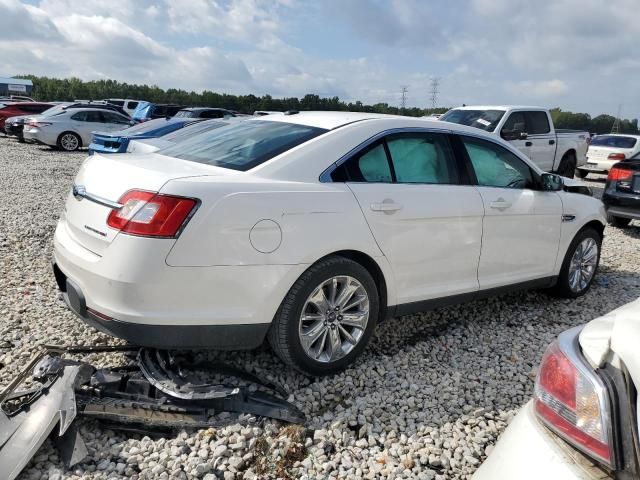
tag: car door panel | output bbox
[476,187,562,288]
[334,132,484,305]
[459,135,563,289]
[349,183,483,303]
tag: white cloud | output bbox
[506,80,569,98]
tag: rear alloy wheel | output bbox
[57,132,81,151]
[575,169,589,179]
[607,213,632,228]
[551,228,601,298]
[557,152,576,179]
[268,256,379,376]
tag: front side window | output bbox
[158,120,327,171]
[525,111,551,134]
[461,136,534,189]
[386,133,457,184]
[501,112,527,139]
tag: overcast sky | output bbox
[1,0,638,117]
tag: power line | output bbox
[611,104,622,134]
[400,85,408,110]
[429,77,440,110]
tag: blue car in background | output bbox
[131,102,185,122]
[88,117,201,155]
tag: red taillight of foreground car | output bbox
[608,166,633,182]
[607,153,626,161]
[534,340,613,466]
[107,190,198,238]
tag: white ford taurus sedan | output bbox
[53,112,606,375]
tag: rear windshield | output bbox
[440,109,505,132]
[118,118,174,134]
[161,119,228,143]
[174,110,195,118]
[157,120,327,171]
[590,135,638,149]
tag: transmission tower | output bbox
[400,85,408,110]
[429,77,440,110]
[611,104,622,134]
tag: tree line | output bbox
[17,75,637,134]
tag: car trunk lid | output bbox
[62,152,236,255]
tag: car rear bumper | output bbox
[472,401,611,480]
[55,267,270,349]
[53,219,308,349]
[603,191,640,219]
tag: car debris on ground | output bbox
[0,344,304,480]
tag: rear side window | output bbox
[157,120,327,171]
[332,142,392,182]
[386,133,457,184]
[200,110,226,119]
[590,135,638,148]
[70,111,87,121]
[525,111,551,134]
[126,101,138,109]
[462,136,534,189]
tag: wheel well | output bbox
[580,220,605,239]
[322,250,388,320]
[58,131,82,147]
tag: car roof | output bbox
[250,111,403,130]
[180,107,230,112]
[450,105,547,111]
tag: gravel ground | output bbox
[1,134,639,480]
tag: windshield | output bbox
[158,120,328,171]
[590,135,638,149]
[440,109,506,132]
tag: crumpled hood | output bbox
[580,298,640,388]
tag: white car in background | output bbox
[23,107,131,151]
[440,106,590,178]
[53,112,606,375]
[473,298,640,480]
[577,134,640,178]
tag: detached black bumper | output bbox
[53,263,270,350]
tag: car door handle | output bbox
[370,201,403,212]
[549,139,555,145]
[525,141,532,147]
[489,198,512,210]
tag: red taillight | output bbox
[608,166,633,182]
[534,339,613,466]
[608,153,626,161]
[107,190,198,238]
[28,121,51,127]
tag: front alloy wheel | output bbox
[567,238,598,293]
[551,228,601,298]
[299,276,369,363]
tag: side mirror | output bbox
[541,173,563,191]
[501,129,527,141]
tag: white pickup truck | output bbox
[440,106,590,178]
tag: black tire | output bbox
[550,227,602,298]
[557,152,577,179]
[607,213,631,228]
[57,131,81,151]
[575,169,589,179]
[268,256,379,376]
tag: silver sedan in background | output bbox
[23,108,131,151]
